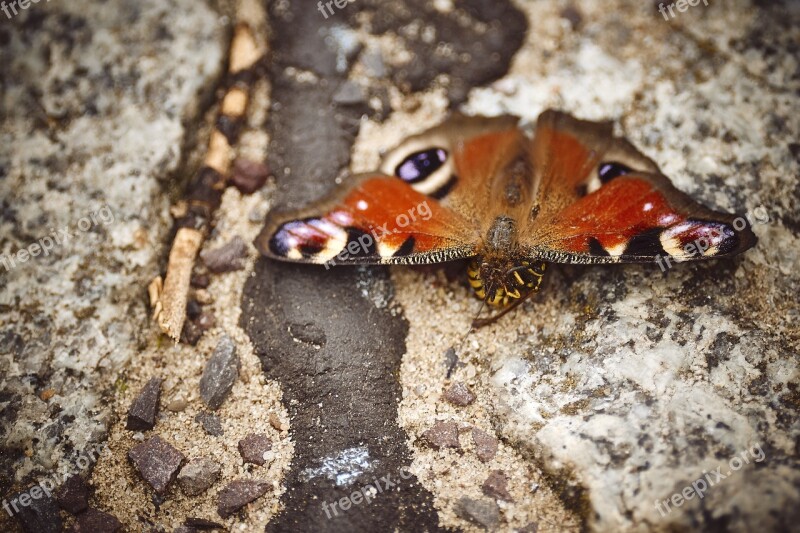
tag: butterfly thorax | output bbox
[468,216,547,307]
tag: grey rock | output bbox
[217,479,270,519]
[200,236,249,273]
[178,457,222,497]
[195,411,224,436]
[518,522,538,533]
[421,421,460,450]
[454,496,500,530]
[55,474,90,514]
[443,382,476,406]
[126,377,162,431]
[128,436,185,495]
[174,527,196,533]
[362,49,387,78]
[199,335,240,410]
[71,507,122,533]
[333,81,366,106]
[471,428,498,463]
[238,433,273,465]
[12,491,62,533]
[482,470,513,501]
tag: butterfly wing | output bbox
[255,173,480,265]
[521,110,757,264]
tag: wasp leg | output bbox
[472,287,538,329]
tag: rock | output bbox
[166,397,189,412]
[332,81,366,105]
[128,436,185,495]
[174,527,195,533]
[453,496,500,530]
[230,159,270,195]
[196,312,216,331]
[200,236,249,273]
[216,479,270,519]
[199,335,240,410]
[12,491,62,533]
[238,433,273,465]
[443,382,475,406]
[444,347,458,378]
[71,507,122,533]
[56,474,90,514]
[518,522,538,533]
[184,517,225,530]
[190,273,210,288]
[269,411,288,432]
[126,377,162,431]
[420,421,460,450]
[195,411,224,436]
[177,457,222,497]
[482,470,513,501]
[181,321,204,346]
[186,299,202,320]
[471,428,498,463]
[362,49,386,78]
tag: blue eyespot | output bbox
[395,148,448,184]
[598,161,632,183]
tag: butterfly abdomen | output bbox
[468,258,546,307]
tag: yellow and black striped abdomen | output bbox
[468,259,546,307]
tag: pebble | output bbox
[71,507,122,533]
[482,470,513,501]
[12,491,62,533]
[444,347,459,378]
[186,299,202,320]
[195,411,224,436]
[200,236,249,273]
[443,382,476,406]
[55,474,89,514]
[166,397,189,412]
[471,428,498,463]
[199,335,240,410]
[269,411,288,432]
[519,522,539,533]
[181,321,203,346]
[453,496,500,530]
[230,158,270,194]
[190,273,210,288]
[184,516,225,530]
[333,81,366,105]
[196,312,216,331]
[421,421,460,450]
[126,377,162,431]
[217,479,270,519]
[238,434,273,465]
[128,436,185,495]
[178,457,222,497]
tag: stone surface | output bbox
[443,382,476,407]
[230,159,270,195]
[471,428,499,463]
[0,0,225,516]
[199,335,240,410]
[71,507,122,533]
[420,421,460,450]
[128,436,185,495]
[453,496,500,530]
[238,434,272,466]
[217,479,270,519]
[126,377,162,431]
[11,492,62,533]
[177,457,222,497]
[200,237,249,273]
[184,517,224,530]
[195,412,224,437]
[482,470,513,502]
[55,475,90,514]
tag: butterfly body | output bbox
[256,110,756,319]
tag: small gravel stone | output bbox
[443,382,476,406]
[178,457,222,497]
[126,377,162,431]
[217,479,270,518]
[71,507,122,533]
[454,496,500,530]
[190,273,210,288]
[128,435,185,495]
[444,347,458,378]
[230,158,270,194]
[269,411,288,431]
[186,299,202,320]
[199,335,240,410]
[200,236,249,273]
[181,321,203,346]
[195,411,224,436]
[12,491,61,533]
[184,517,225,530]
[421,421,460,450]
[166,397,189,412]
[196,312,216,331]
[472,428,498,463]
[518,522,539,533]
[482,470,513,501]
[56,474,90,514]
[238,434,272,465]
[174,527,195,533]
[333,81,366,105]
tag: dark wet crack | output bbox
[242,0,526,530]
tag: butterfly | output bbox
[254,110,757,325]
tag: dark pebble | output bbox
[181,321,203,346]
[56,474,90,514]
[195,411,224,436]
[196,312,216,331]
[238,434,272,465]
[453,496,500,530]
[482,470,513,501]
[128,435,185,495]
[186,299,202,320]
[199,335,240,410]
[421,421,460,450]
[190,273,210,288]
[519,522,539,533]
[12,490,62,533]
[200,236,249,273]
[472,428,498,463]
[230,158,270,195]
[71,507,122,533]
[443,382,476,406]
[217,479,270,519]
[184,517,224,530]
[126,377,162,431]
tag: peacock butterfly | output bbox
[255,110,757,325]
